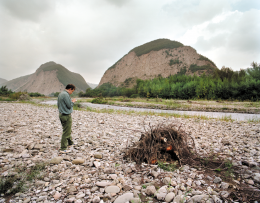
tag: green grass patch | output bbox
[0,97,16,101]
[0,162,47,195]
[158,161,177,172]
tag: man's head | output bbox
[65,84,76,95]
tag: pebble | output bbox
[105,186,120,193]
[0,103,259,203]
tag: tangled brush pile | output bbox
[124,124,197,166]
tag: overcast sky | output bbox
[0,0,259,84]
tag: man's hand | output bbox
[72,98,77,103]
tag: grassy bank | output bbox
[77,97,260,114]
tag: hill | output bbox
[1,62,90,95]
[98,39,217,87]
[0,78,8,85]
[87,82,98,89]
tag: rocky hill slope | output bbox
[98,39,217,87]
[1,62,90,95]
[0,78,8,85]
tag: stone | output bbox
[123,185,133,191]
[105,186,120,193]
[96,181,112,187]
[213,177,222,183]
[145,186,156,196]
[190,195,209,203]
[53,192,61,200]
[163,177,171,185]
[212,195,222,203]
[165,192,175,202]
[151,170,159,178]
[221,182,229,189]
[171,180,177,186]
[156,192,167,200]
[94,161,101,168]
[173,195,182,203]
[130,198,141,203]
[104,168,115,174]
[253,173,260,183]
[76,192,85,199]
[35,180,46,186]
[3,148,14,152]
[50,157,63,164]
[110,174,117,179]
[72,159,85,165]
[92,196,100,203]
[124,167,132,174]
[114,193,134,203]
[67,186,77,194]
[23,198,31,203]
[94,153,103,159]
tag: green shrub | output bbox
[189,64,215,73]
[130,94,140,98]
[9,92,24,100]
[29,92,44,97]
[91,98,108,104]
[169,59,181,66]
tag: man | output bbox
[57,84,77,152]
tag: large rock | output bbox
[50,157,63,164]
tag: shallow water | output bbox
[42,100,260,121]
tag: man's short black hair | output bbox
[65,84,76,90]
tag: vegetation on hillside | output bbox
[198,54,216,67]
[80,62,260,101]
[129,39,184,57]
[189,64,215,73]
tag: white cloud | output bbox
[0,0,259,83]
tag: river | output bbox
[42,100,260,121]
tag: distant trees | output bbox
[246,62,260,81]
[0,86,13,96]
[79,62,260,101]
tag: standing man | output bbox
[57,84,77,152]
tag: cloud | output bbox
[1,0,53,22]
[105,0,131,7]
[0,0,259,83]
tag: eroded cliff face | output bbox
[99,46,217,87]
[17,70,65,95]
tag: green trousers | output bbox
[59,113,73,150]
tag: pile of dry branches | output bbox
[124,123,197,166]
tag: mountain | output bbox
[1,61,90,95]
[87,82,98,89]
[0,78,8,85]
[98,39,217,87]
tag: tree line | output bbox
[80,62,260,101]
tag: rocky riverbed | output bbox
[0,103,260,203]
